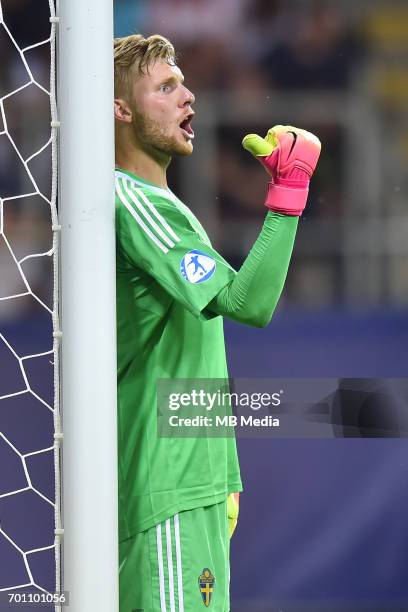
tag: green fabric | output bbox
[119,499,230,612]
[209,212,298,326]
[115,168,242,541]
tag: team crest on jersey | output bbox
[180,250,216,284]
[198,567,215,607]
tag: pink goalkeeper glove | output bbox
[242,125,321,216]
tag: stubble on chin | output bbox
[130,106,192,158]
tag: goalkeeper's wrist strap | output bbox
[265,177,309,216]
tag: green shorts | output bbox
[119,498,230,612]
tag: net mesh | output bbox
[0,0,61,607]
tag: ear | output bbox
[114,98,132,123]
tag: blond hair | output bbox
[114,34,176,99]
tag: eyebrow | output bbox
[159,74,184,86]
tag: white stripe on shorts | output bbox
[156,523,167,612]
[156,515,184,612]
[174,514,184,612]
[165,519,176,612]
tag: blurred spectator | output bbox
[0,0,53,322]
[2,0,50,49]
[215,127,266,219]
[0,200,51,321]
[260,3,362,91]
[146,0,252,91]
[174,38,233,92]
[148,0,247,46]
[239,0,293,63]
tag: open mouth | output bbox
[179,114,195,139]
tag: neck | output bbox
[115,137,170,189]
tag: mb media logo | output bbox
[181,250,216,284]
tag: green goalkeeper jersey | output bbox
[115,168,242,540]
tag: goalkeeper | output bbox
[114,34,320,612]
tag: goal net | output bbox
[0,0,61,605]
[1,0,117,609]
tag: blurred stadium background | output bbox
[3,0,408,367]
[1,0,408,609]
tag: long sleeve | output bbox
[208,212,298,327]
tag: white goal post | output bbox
[58,0,118,610]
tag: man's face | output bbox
[126,60,195,159]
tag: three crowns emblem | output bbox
[198,567,215,607]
